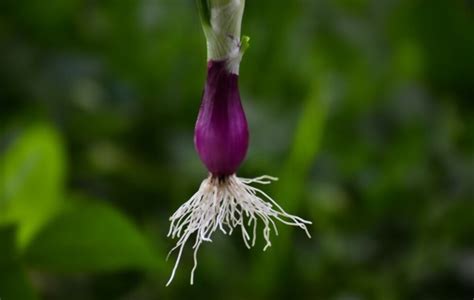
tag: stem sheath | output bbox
[198,0,248,74]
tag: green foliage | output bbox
[0,125,65,248]
[0,226,38,300]
[0,125,160,299]
[25,197,160,272]
[280,76,332,209]
[249,77,332,295]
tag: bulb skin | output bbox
[194,60,249,176]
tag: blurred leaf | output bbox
[24,197,161,273]
[0,226,38,300]
[250,76,333,295]
[0,124,65,248]
[278,76,332,210]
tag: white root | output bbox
[165,174,311,286]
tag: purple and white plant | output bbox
[166,0,311,285]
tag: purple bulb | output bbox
[194,60,249,176]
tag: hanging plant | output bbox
[166,0,311,285]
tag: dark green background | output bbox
[1,0,473,299]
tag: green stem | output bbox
[197,0,249,73]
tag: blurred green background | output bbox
[1,0,473,299]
